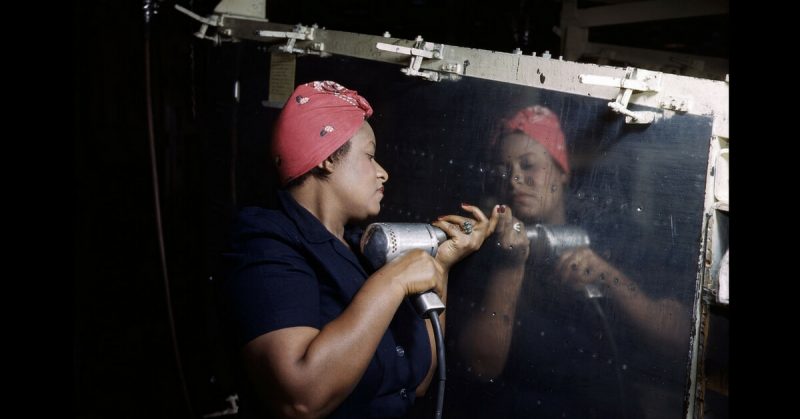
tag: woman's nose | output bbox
[509,167,523,185]
[376,161,389,183]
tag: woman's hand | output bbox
[431,203,500,271]
[491,205,531,263]
[376,249,446,297]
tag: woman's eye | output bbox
[492,165,510,178]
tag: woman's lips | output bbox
[513,192,536,200]
[512,193,538,206]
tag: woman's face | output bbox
[493,132,568,223]
[329,121,389,220]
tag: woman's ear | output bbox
[317,158,336,175]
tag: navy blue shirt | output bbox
[221,190,432,418]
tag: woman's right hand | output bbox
[376,248,445,297]
[493,205,531,263]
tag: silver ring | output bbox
[513,222,522,233]
[462,220,474,235]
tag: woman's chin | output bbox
[366,206,381,218]
[512,206,538,222]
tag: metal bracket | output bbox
[256,24,330,56]
[174,4,227,44]
[256,24,315,41]
[579,67,662,124]
[376,36,458,81]
[175,3,330,56]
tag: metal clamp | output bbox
[579,67,662,124]
[377,36,458,81]
[175,3,328,55]
[256,24,314,41]
[255,24,329,56]
[174,4,227,44]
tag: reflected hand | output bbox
[492,205,530,263]
[555,247,618,293]
[431,203,500,271]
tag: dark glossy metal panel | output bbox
[257,54,711,418]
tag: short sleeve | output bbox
[222,236,321,347]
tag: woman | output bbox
[221,81,499,419]
[454,105,689,418]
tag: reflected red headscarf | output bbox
[271,81,373,185]
[493,105,569,174]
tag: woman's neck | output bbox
[524,203,566,225]
[544,193,568,224]
[546,206,567,225]
[289,183,348,243]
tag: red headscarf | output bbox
[271,81,374,185]
[493,105,569,174]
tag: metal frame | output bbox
[174,4,728,137]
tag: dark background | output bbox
[74,1,728,418]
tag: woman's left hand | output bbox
[431,203,501,271]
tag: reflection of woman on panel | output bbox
[221,81,499,419]
[457,105,688,417]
